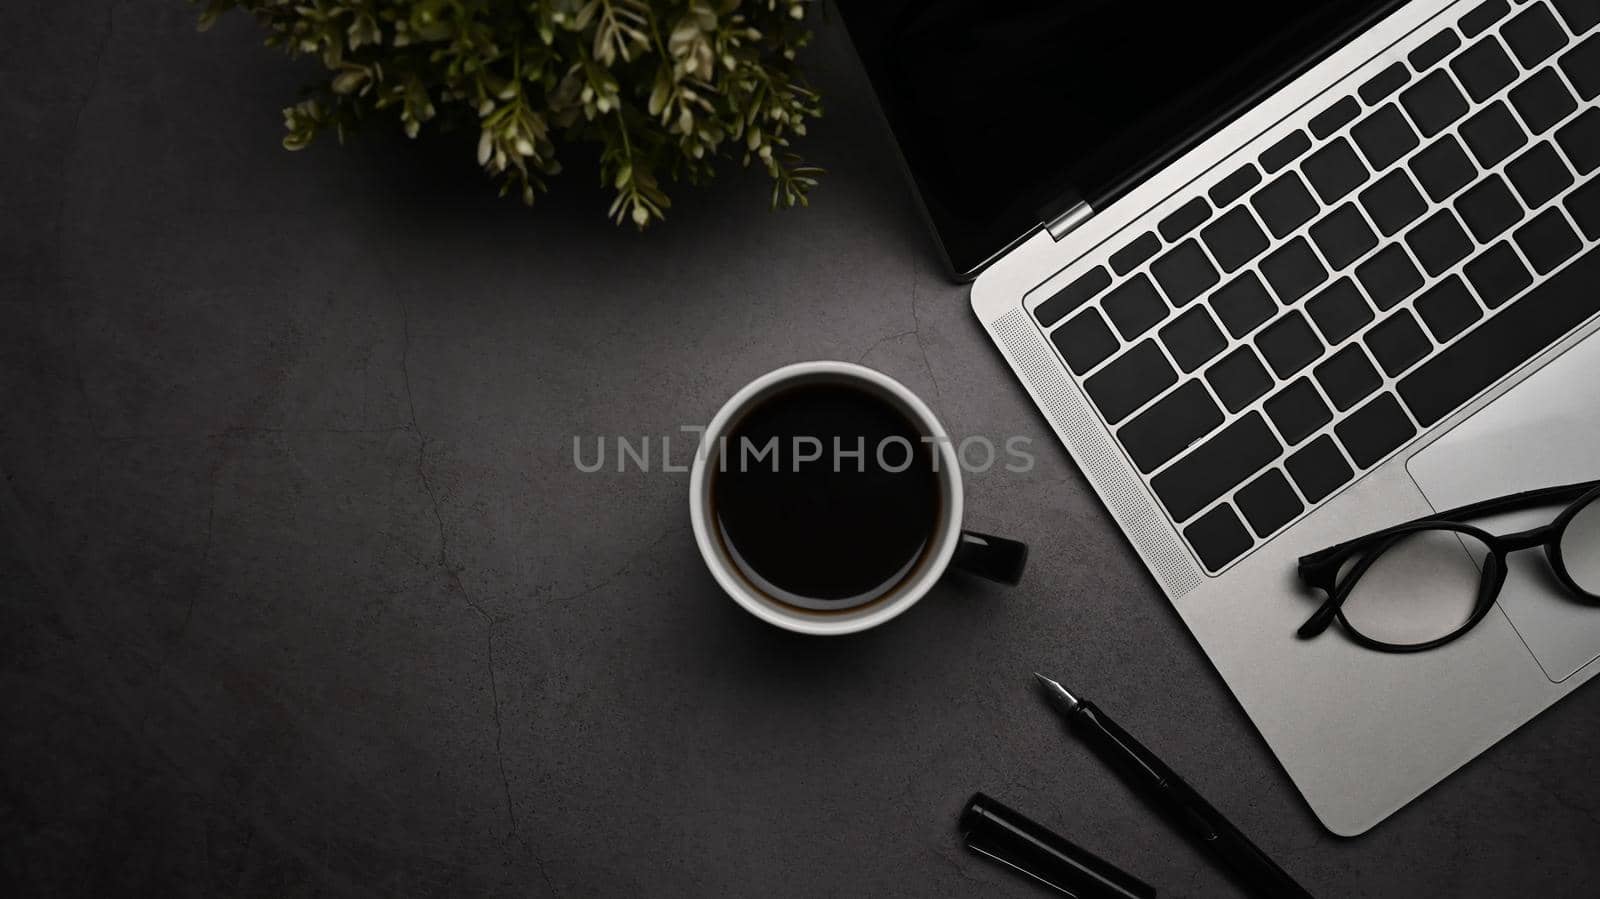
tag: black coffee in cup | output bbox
[709,382,941,609]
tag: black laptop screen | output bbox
[837,0,1403,277]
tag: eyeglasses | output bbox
[1296,480,1600,653]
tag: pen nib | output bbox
[1033,672,1080,710]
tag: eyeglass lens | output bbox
[1562,494,1600,597]
[1340,528,1489,646]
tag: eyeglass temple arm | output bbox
[1297,533,1400,638]
[1422,479,1600,525]
[1297,480,1600,582]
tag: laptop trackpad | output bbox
[1407,333,1600,684]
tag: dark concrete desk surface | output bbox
[4,2,1598,895]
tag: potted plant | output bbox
[196,0,824,227]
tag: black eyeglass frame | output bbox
[1296,480,1600,653]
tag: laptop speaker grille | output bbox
[990,307,1203,598]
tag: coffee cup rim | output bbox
[689,361,964,635]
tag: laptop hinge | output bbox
[1045,199,1094,240]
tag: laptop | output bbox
[838,0,1600,835]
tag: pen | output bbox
[1034,673,1314,899]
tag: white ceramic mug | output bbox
[689,361,1027,635]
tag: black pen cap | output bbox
[960,793,1156,899]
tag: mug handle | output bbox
[951,531,1029,586]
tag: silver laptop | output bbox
[840,0,1600,834]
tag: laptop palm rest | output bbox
[1407,334,1600,683]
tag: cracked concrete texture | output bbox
[3,1,1599,896]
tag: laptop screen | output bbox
[837,0,1404,277]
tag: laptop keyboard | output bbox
[1030,0,1600,573]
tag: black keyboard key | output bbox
[1507,142,1575,208]
[1152,413,1283,522]
[1351,104,1421,172]
[1119,380,1226,474]
[1406,210,1475,276]
[1465,240,1534,307]
[1256,310,1325,378]
[1366,310,1433,376]
[1511,68,1579,135]
[1461,0,1511,37]
[1410,29,1462,71]
[1211,272,1278,338]
[1565,177,1600,237]
[1360,63,1411,105]
[1311,97,1361,139]
[1552,0,1600,33]
[1151,239,1220,307]
[1310,203,1379,270]
[1211,165,1263,207]
[1556,108,1600,173]
[1415,274,1485,341]
[1252,172,1320,239]
[1504,3,1570,68]
[1287,435,1355,504]
[1400,238,1600,426]
[1160,198,1213,242]
[1303,138,1371,204]
[1236,469,1305,538]
[1360,170,1429,236]
[1111,232,1161,276]
[1410,136,1478,202]
[1337,393,1417,468]
[1455,174,1525,242]
[1160,306,1228,374]
[1514,207,1583,273]
[1402,71,1470,138]
[1085,339,1179,423]
[1560,33,1600,100]
[1307,278,1375,343]
[1201,207,1271,274]
[1206,346,1274,413]
[1356,244,1426,309]
[1037,266,1111,327]
[1184,504,1255,572]
[1451,37,1519,103]
[1103,274,1170,339]
[1265,378,1334,444]
[1261,130,1312,173]
[1316,345,1384,412]
[1261,238,1329,304]
[1052,308,1120,374]
[1461,101,1529,167]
